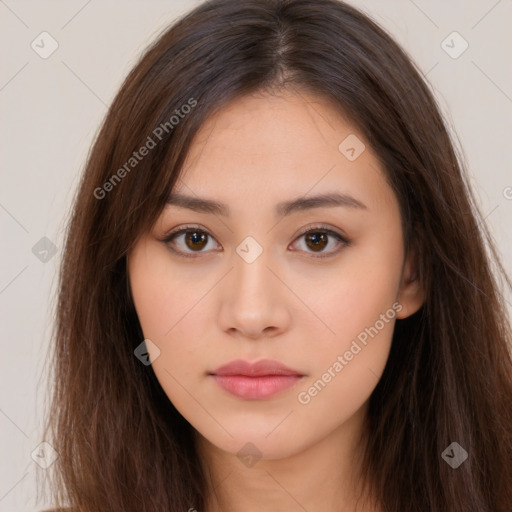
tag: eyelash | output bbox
[160,224,350,260]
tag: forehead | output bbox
[174,90,394,214]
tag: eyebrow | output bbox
[166,191,367,217]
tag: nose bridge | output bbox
[217,238,289,338]
[232,241,276,308]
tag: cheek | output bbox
[127,241,217,389]
[129,267,172,341]
[315,238,403,356]
[128,240,203,340]
[298,283,397,408]
[291,275,399,450]
[293,227,403,412]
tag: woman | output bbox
[42,0,512,510]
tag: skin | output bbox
[127,88,424,511]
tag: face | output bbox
[127,89,423,461]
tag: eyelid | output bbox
[159,224,220,259]
[292,223,348,243]
[160,224,210,243]
[160,223,350,259]
[289,224,350,258]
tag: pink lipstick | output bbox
[209,358,304,400]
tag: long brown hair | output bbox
[41,0,512,510]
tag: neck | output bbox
[194,402,379,512]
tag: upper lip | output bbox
[210,358,304,377]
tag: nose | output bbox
[217,249,291,340]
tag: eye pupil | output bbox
[185,231,208,250]
[306,232,328,252]
[167,227,343,258]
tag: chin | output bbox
[197,422,310,462]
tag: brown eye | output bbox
[162,227,220,257]
[162,225,349,260]
[184,231,208,251]
[304,232,329,252]
[291,227,349,258]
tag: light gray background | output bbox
[1,1,511,510]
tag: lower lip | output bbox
[210,374,303,399]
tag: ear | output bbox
[396,243,425,319]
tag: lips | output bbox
[211,358,303,377]
[209,358,305,399]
